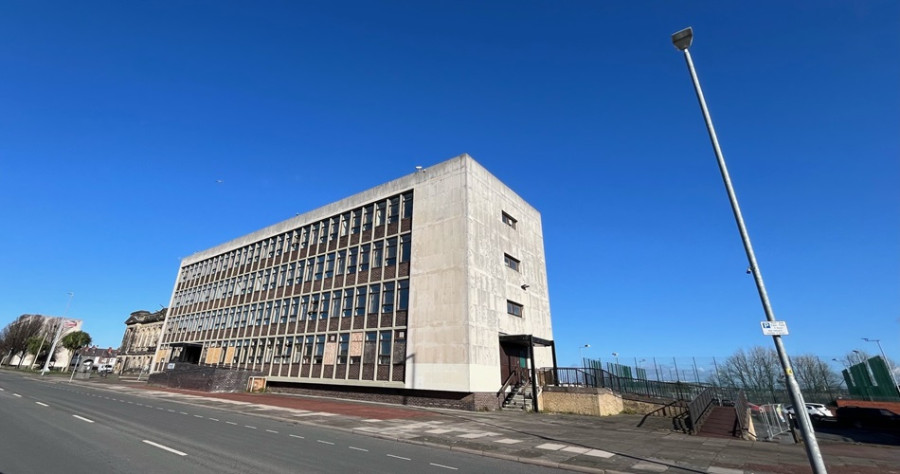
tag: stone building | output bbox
[118,309,166,374]
[153,154,556,410]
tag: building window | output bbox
[397,279,409,311]
[338,333,349,364]
[504,254,520,272]
[385,237,397,266]
[378,331,392,365]
[399,235,411,263]
[507,300,524,317]
[381,282,394,313]
[502,211,517,229]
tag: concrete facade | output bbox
[153,154,554,407]
[118,309,166,374]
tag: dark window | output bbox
[502,211,517,229]
[507,300,524,317]
[504,254,520,272]
[397,280,409,311]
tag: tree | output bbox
[60,331,92,366]
[717,346,781,392]
[790,354,841,394]
[0,315,45,367]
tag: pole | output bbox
[41,292,74,375]
[673,29,827,474]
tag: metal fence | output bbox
[541,367,709,401]
[750,403,793,441]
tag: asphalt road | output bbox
[0,372,561,473]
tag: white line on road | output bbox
[245,425,257,430]
[35,402,49,407]
[193,414,203,418]
[209,418,219,422]
[73,415,95,423]
[13,393,22,397]
[430,463,458,470]
[226,421,237,425]
[349,446,368,452]
[316,440,334,445]
[387,454,411,461]
[142,440,187,457]
[290,434,304,439]
[266,429,278,434]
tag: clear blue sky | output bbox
[1,2,897,371]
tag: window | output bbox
[336,250,346,276]
[372,241,383,268]
[375,201,386,226]
[325,252,335,278]
[502,211,517,229]
[507,300,524,317]
[314,255,325,280]
[399,235,411,263]
[355,287,367,316]
[347,248,358,273]
[378,331,392,365]
[342,289,353,317]
[362,204,374,231]
[397,279,409,311]
[367,284,380,314]
[309,293,320,319]
[351,209,361,234]
[387,196,400,224]
[381,282,394,313]
[504,254,520,272]
[402,192,413,219]
[300,296,309,320]
[385,237,397,266]
[314,335,325,364]
[338,334,349,364]
[359,244,370,272]
[331,291,342,317]
[289,297,299,323]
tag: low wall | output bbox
[148,363,259,393]
[539,386,623,416]
[267,382,499,411]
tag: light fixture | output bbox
[671,27,693,51]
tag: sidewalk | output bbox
[89,377,899,473]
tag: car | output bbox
[784,403,834,420]
[97,364,113,374]
[836,406,900,430]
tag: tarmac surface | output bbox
[77,375,900,473]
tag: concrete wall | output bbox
[540,386,624,416]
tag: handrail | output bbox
[687,386,718,434]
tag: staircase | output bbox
[501,382,534,411]
[697,406,738,438]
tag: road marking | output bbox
[13,393,22,397]
[143,440,187,457]
[226,421,237,425]
[266,429,278,434]
[209,418,219,422]
[430,463,458,470]
[290,434,304,439]
[349,446,368,452]
[193,415,204,418]
[167,409,176,412]
[387,454,411,461]
[316,440,334,445]
[73,415,95,423]
[245,425,257,430]
[36,402,49,407]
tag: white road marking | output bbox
[193,414,203,418]
[35,402,49,407]
[13,393,22,398]
[226,421,238,425]
[167,409,175,412]
[290,434,305,439]
[209,418,219,422]
[585,449,615,458]
[316,440,334,445]
[245,425,257,430]
[266,429,278,434]
[387,454,411,461]
[430,463,458,470]
[349,446,368,452]
[143,440,187,456]
[73,415,95,423]
[536,443,566,451]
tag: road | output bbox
[0,371,561,473]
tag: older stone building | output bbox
[153,154,556,409]
[118,309,166,374]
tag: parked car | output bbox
[97,364,113,374]
[784,403,834,420]
[836,407,900,430]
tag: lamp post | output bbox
[579,344,590,368]
[671,27,827,474]
[863,337,899,395]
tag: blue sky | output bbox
[1,2,897,371]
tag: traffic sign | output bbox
[760,320,789,336]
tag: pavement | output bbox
[75,375,900,473]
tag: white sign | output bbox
[760,320,789,336]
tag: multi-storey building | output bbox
[153,154,556,410]
[118,308,166,374]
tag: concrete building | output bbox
[153,154,556,410]
[118,309,166,374]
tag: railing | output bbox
[686,386,718,434]
[541,367,709,401]
[497,367,528,407]
[733,389,749,437]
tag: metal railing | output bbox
[541,367,710,401]
[686,386,718,434]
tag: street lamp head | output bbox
[671,27,693,51]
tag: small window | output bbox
[501,211,517,229]
[504,254,520,272]
[507,300,524,317]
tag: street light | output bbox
[671,26,827,474]
[863,337,899,395]
[579,344,590,368]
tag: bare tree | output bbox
[718,346,781,392]
[791,354,841,393]
[0,315,45,367]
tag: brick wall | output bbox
[148,363,260,392]
[267,382,498,411]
